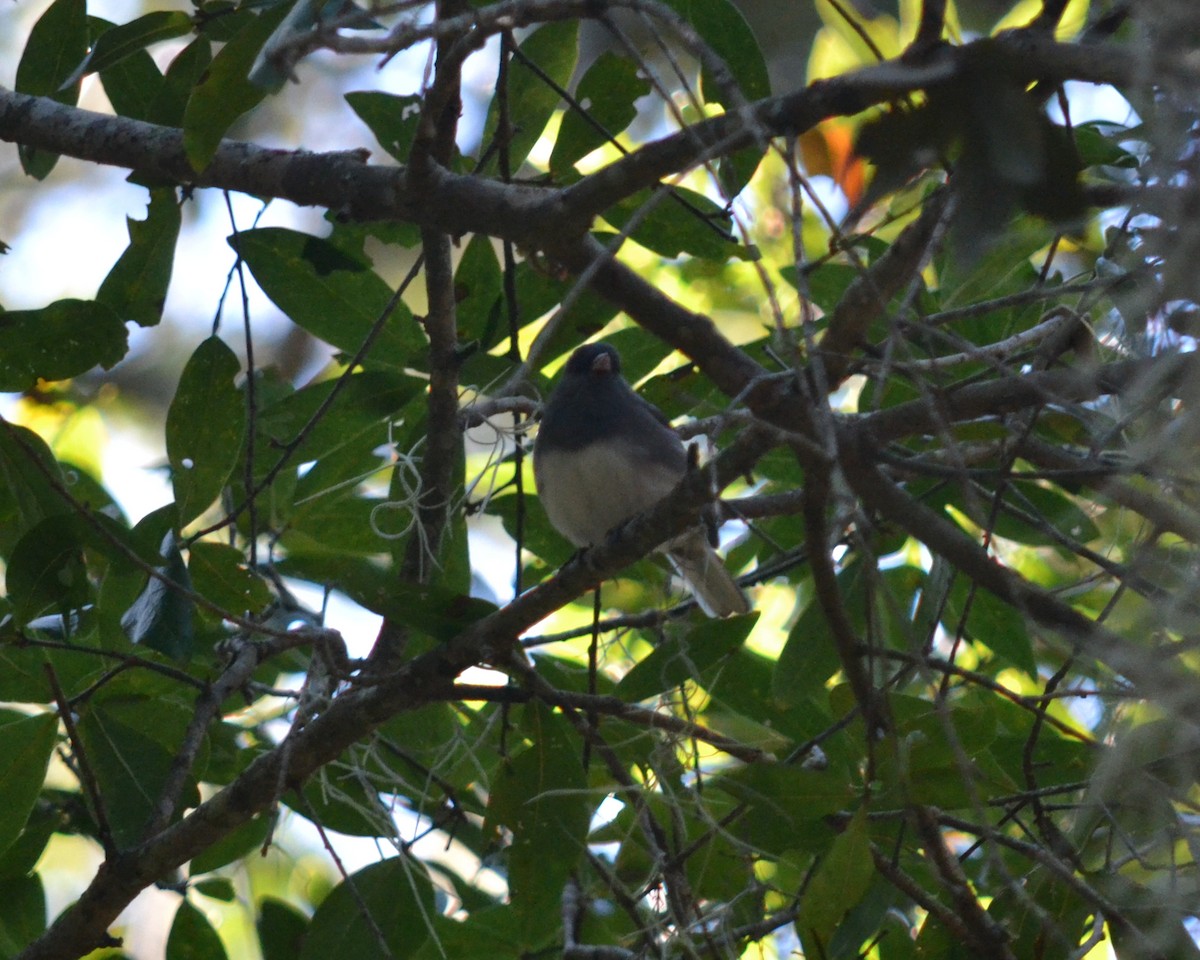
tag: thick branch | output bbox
[0,31,1137,250]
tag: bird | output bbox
[533,342,748,618]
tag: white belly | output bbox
[535,438,684,547]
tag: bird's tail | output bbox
[667,534,749,618]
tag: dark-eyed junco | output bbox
[533,342,748,618]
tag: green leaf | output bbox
[616,612,758,701]
[258,898,308,960]
[254,370,422,469]
[1074,121,1139,169]
[194,878,236,902]
[604,186,741,261]
[102,57,165,128]
[716,764,854,856]
[487,703,590,949]
[412,909,524,960]
[481,21,578,173]
[796,807,874,954]
[98,188,181,327]
[76,689,200,848]
[68,11,194,85]
[120,530,195,660]
[549,53,649,175]
[290,771,395,838]
[232,228,423,368]
[0,806,58,880]
[944,583,1036,677]
[665,0,770,104]
[188,541,272,617]
[189,815,271,875]
[183,4,289,171]
[6,516,91,625]
[14,0,88,178]
[0,300,128,392]
[0,874,46,955]
[0,713,57,860]
[153,36,213,128]
[0,420,70,560]
[167,900,228,960]
[299,857,434,960]
[452,233,503,349]
[345,90,423,162]
[773,571,853,707]
[166,336,247,527]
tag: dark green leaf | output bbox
[480,21,578,173]
[345,580,496,643]
[120,530,195,660]
[944,582,1036,677]
[183,4,289,171]
[488,703,590,948]
[715,765,853,855]
[665,0,770,104]
[232,227,423,368]
[0,300,128,392]
[0,874,46,955]
[616,612,758,701]
[453,233,503,349]
[411,910,524,960]
[95,29,166,123]
[153,36,213,128]
[299,857,434,960]
[258,898,308,960]
[97,188,180,327]
[0,713,57,859]
[166,336,246,526]
[254,370,422,469]
[6,516,91,625]
[69,11,193,85]
[167,899,228,960]
[14,0,88,178]
[188,541,272,617]
[1074,122,1139,169]
[189,815,272,875]
[604,186,741,261]
[0,806,58,880]
[345,90,422,162]
[773,574,849,706]
[194,878,236,902]
[0,420,70,559]
[290,771,394,837]
[76,704,180,847]
[549,53,649,175]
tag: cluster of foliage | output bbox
[2,0,1200,958]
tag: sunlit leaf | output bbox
[550,53,650,175]
[796,806,874,953]
[480,21,578,173]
